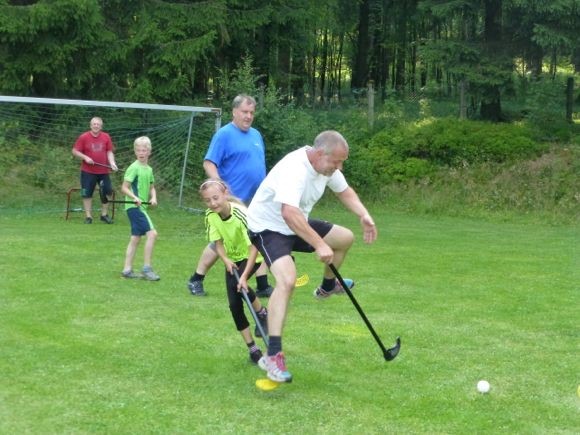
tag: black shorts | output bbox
[80,171,112,199]
[249,219,333,267]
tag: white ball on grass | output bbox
[477,380,491,393]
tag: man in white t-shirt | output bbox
[246,130,378,384]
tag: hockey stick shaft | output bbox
[329,263,400,361]
[233,269,269,348]
[106,200,151,205]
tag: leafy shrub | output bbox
[369,117,546,165]
[376,146,579,223]
[254,85,318,168]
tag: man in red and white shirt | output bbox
[72,117,118,224]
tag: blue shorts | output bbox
[248,219,333,267]
[127,207,155,236]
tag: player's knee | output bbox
[345,228,355,247]
[327,225,354,249]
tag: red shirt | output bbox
[73,131,115,174]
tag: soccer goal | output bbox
[0,95,221,209]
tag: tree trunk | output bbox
[394,1,408,92]
[352,0,370,90]
[319,28,329,103]
[566,77,574,123]
[573,47,580,73]
[528,42,544,80]
[459,79,467,119]
[480,87,502,121]
[291,46,307,104]
[480,0,503,121]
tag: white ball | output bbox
[477,380,490,393]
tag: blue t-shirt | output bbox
[204,122,266,203]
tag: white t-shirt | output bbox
[247,146,348,235]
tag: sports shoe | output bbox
[254,308,268,338]
[249,348,263,365]
[187,280,206,296]
[100,215,113,224]
[121,270,142,279]
[257,356,268,371]
[256,285,274,298]
[142,269,160,281]
[264,352,292,383]
[84,217,93,224]
[313,278,354,299]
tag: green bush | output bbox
[378,146,579,223]
[369,117,546,165]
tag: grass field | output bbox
[0,203,578,434]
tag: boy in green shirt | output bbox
[120,136,160,281]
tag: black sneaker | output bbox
[313,278,354,299]
[84,217,93,224]
[255,308,268,338]
[249,348,263,365]
[100,215,113,224]
[187,280,206,296]
[256,285,274,298]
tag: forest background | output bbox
[0,0,578,223]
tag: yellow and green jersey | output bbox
[205,202,263,263]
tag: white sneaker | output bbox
[264,352,292,383]
[142,269,160,281]
[257,356,268,371]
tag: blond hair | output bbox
[134,136,152,150]
[199,178,245,206]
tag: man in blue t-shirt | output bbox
[187,95,273,297]
[203,107,266,202]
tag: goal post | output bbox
[0,95,222,209]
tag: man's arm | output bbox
[203,160,219,179]
[72,147,93,165]
[335,187,378,244]
[107,150,118,171]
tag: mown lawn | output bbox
[0,205,578,434]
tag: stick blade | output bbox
[98,180,108,204]
[384,337,401,361]
[255,378,282,391]
[295,273,310,287]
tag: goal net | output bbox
[0,96,221,212]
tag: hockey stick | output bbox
[329,263,401,361]
[233,269,269,348]
[92,162,113,169]
[98,180,150,205]
[233,269,287,392]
